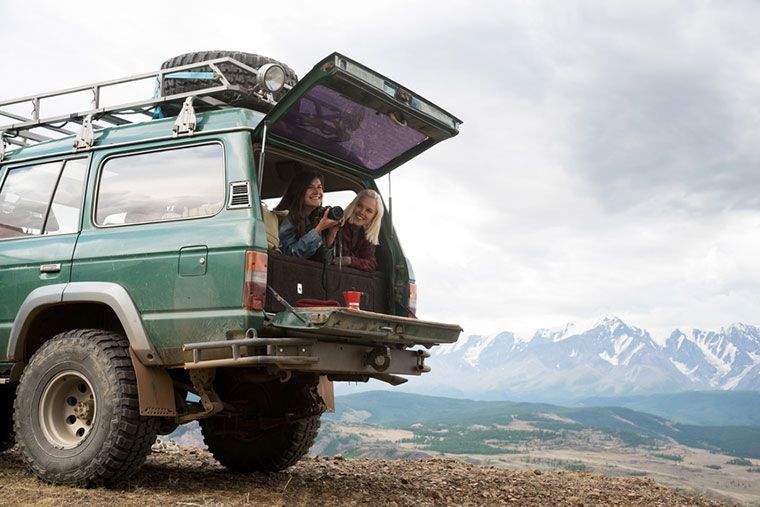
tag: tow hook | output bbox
[364,346,391,372]
[414,349,430,373]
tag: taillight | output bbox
[408,282,417,317]
[244,250,268,311]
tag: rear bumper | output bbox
[269,307,462,347]
[181,336,430,379]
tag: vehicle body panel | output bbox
[0,153,92,360]
[70,132,264,355]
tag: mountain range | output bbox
[413,316,760,402]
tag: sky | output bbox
[2,1,760,342]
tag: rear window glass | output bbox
[271,83,428,171]
[95,144,224,226]
[0,161,62,238]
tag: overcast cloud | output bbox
[2,1,760,340]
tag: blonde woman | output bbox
[335,189,384,271]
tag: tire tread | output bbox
[13,329,158,486]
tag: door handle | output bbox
[39,263,61,274]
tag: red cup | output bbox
[343,291,363,310]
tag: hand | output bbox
[324,224,339,247]
[333,256,352,266]
[314,208,340,233]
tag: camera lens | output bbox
[327,206,344,221]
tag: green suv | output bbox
[0,51,462,485]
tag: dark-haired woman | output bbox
[275,171,339,260]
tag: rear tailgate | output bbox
[268,307,461,347]
[257,52,462,178]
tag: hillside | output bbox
[329,391,760,458]
[0,444,723,506]
[578,391,760,427]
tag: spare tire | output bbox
[159,51,298,115]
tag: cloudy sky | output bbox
[3,1,760,341]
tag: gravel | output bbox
[0,443,729,506]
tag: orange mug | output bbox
[343,291,363,310]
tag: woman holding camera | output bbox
[334,189,384,272]
[275,171,340,260]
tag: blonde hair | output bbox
[343,189,384,245]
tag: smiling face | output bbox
[349,195,378,227]
[302,177,323,211]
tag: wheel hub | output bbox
[73,398,94,425]
[39,371,96,449]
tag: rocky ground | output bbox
[0,442,732,506]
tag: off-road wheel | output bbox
[159,50,298,115]
[0,384,16,452]
[200,377,323,473]
[14,329,159,486]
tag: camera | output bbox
[312,205,344,222]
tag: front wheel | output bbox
[14,329,158,486]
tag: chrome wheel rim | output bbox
[39,371,96,449]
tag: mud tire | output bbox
[200,378,322,473]
[160,50,298,115]
[14,329,158,486]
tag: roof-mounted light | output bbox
[257,63,286,93]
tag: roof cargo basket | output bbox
[0,57,289,159]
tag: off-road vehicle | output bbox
[0,51,462,486]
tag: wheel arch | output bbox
[9,282,162,371]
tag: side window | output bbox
[95,144,225,226]
[0,161,62,239]
[44,158,88,235]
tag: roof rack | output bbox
[0,57,284,160]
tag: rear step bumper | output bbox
[181,336,430,380]
[268,307,462,347]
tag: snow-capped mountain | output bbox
[421,316,760,402]
[665,324,760,390]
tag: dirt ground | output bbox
[0,444,730,506]
[330,423,760,505]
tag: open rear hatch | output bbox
[258,54,463,349]
[258,52,462,177]
[267,307,461,347]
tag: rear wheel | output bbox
[14,329,158,486]
[200,377,323,473]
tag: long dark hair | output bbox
[274,170,325,237]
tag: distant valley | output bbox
[317,390,760,503]
[168,389,760,503]
[324,391,760,459]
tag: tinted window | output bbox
[271,83,428,171]
[96,144,224,226]
[44,158,88,235]
[0,161,62,239]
